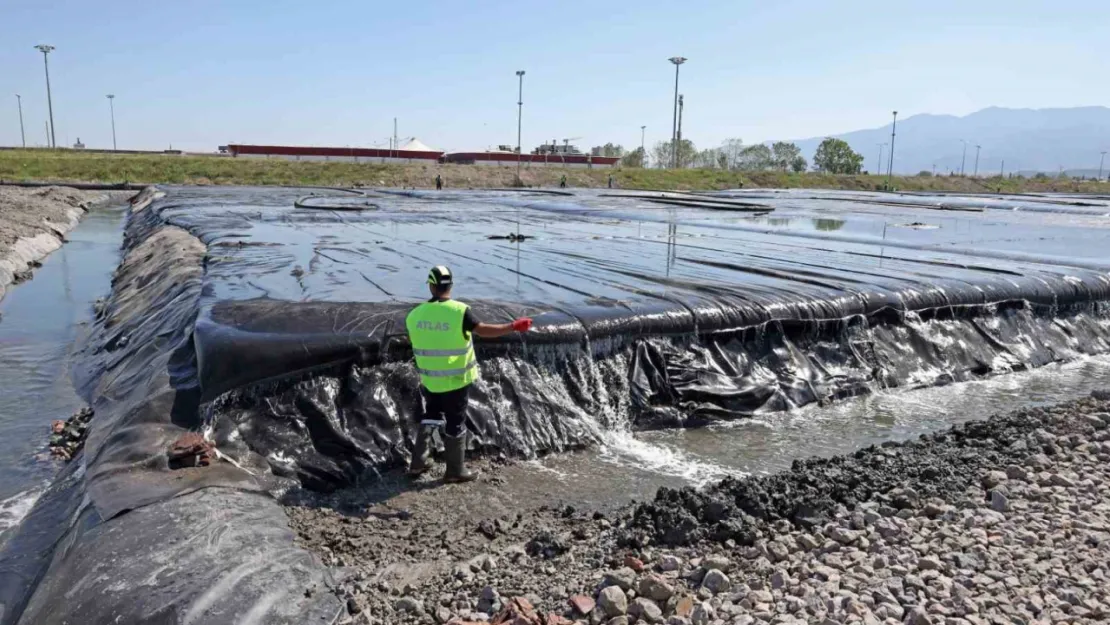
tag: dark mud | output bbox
[287,392,1110,625]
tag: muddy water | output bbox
[365,355,1110,520]
[0,207,123,534]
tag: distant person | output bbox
[405,266,533,482]
[559,174,567,189]
[608,174,614,189]
[435,174,443,190]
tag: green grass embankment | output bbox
[1,148,1106,194]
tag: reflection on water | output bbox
[0,208,123,533]
[813,218,846,231]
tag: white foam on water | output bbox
[596,429,745,487]
[0,486,45,535]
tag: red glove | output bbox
[512,317,533,332]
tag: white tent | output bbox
[400,138,439,153]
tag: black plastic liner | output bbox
[0,188,340,625]
[5,185,1110,624]
[210,301,1110,492]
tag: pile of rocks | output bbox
[318,392,1110,625]
[48,406,93,460]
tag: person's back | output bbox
[405,266,532,482]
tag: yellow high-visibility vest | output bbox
[405,300,478,393]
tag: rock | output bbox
[629,597,664,624]
[477,586,501,614]
[602,568,637,591]
[690,602,714,625]
[658,555,683,572]
[434,606,453,624]
[396,596,424,613]
[674,596,696,618]
[570,595,596,616]
[526,531,569,559]
[828,526,859,545]
[766,541,790,562]
[906,606,933,625]
[701,555,732,572]
[981,471,1008,489]
[1049,473,1076,487]
[797,534,820,551]
[918,556,943,571]
[1081,413,1107,429]
[599,586,629,617]
[701,569,731,594]
[748,590,773,604]
[770,570,788,589]
[639,574,676,602]
[989,490,1009,513]
[1027,453,1052,469]
[624,556,645,573]
[1003,465,1029,481]
[346,597,362,615]
[607,617,629,625]
[666,617,691,625]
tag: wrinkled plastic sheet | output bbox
[0,187,340,625]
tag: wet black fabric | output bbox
[6,185,1110,624]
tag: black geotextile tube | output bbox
[203,298,1110,493]
[0,187,342,625]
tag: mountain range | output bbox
[789,106,1110,176]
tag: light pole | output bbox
[15,94,26,148]
[34,44,56,148]
[960,140,968,176]
[106,94,117,150]
[515,70,525,183]
[973,144,981,177]
[677,95,684,167]
[668,56,686,169]
[886,111,897,186]
[639,124,648,167]
[1100,151,1107,182]
[876,142,886,175]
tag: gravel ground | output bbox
[287,391,1110,625]
[0,185,132,301]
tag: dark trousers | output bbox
[421,385,469,437]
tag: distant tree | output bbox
[771,141,802,171]
[719,138,745,170]
[652,139,697,168]
[917,170,933,177]
[736,144,773,171]
[790,155,808,173]
[621,147,645,168]
[812,138,864,174]
[592,143,625,158]
[693,148,723,169]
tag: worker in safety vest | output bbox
[405,265,533,482]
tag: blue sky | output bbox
[2,0,1108,152]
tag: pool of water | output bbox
[0,207,124,534]
[363,353,1110,521]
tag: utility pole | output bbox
[677,95,684,167]
[35,45,56,148]
[393,117,398,160]
[15,94,26,148]
[876,142,886,175]
[886,111,897,186]
[1100,151,1107,182]
[1001,160,1005,178]
[973,144,981,177]
[515,70,525,182]
[106,94,117,150]
[668,56,686,169]
[640,125,646,167]
[960,140,967,176]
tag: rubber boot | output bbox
[443,431,477,484]
[407,425,433,477]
